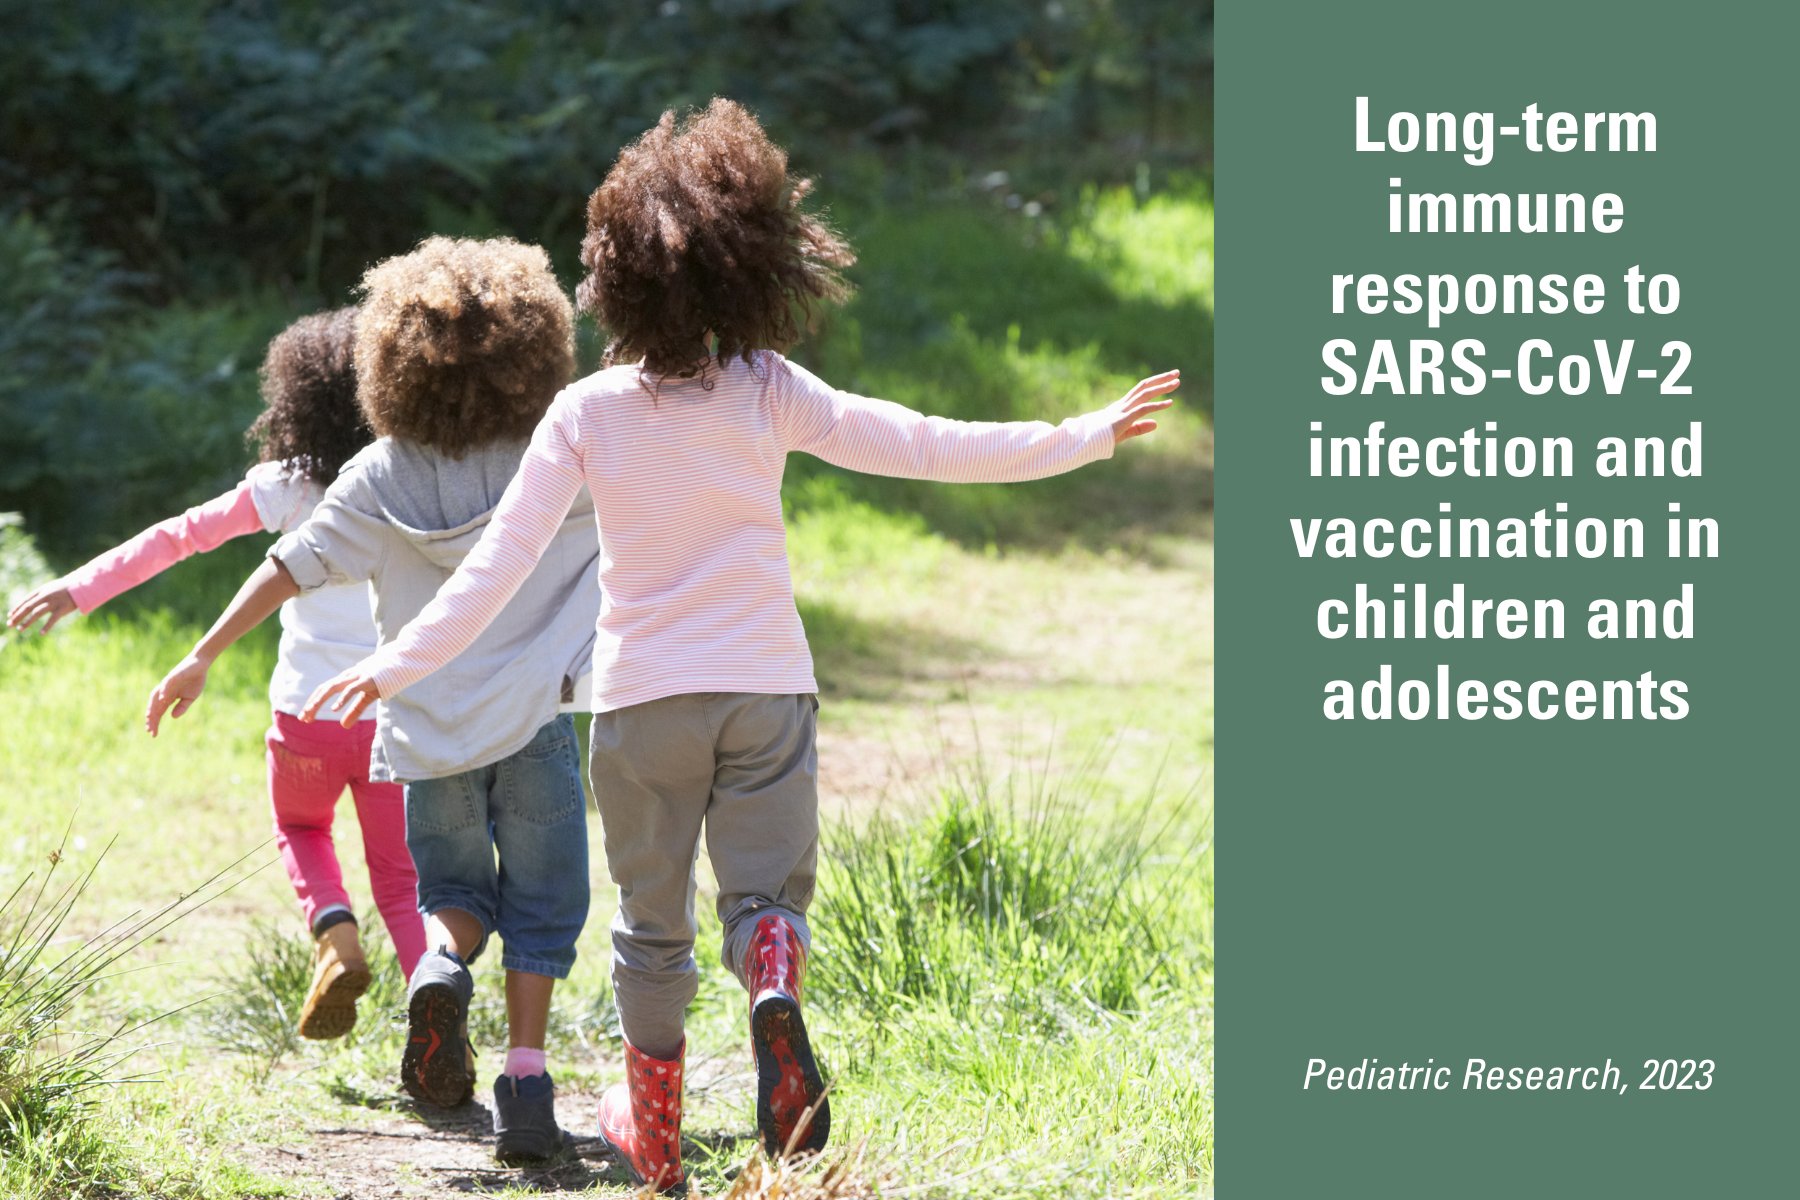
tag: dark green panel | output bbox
[1219,3,1796,1193]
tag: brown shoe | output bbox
[297,917,371,1040]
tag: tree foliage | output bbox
[0,0,1211,552]
[2,0,1210,293]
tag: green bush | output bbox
[0,210,299,554]
[3,7,1212,557]
[0,215,132,508]
[789,184,1213,547]
[0,514,54,607]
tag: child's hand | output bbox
[145,654,211,737]
[8,581,77,634]
[1105,369,1181,445]
[302,666,383,728]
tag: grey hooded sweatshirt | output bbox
[272,437,599,783]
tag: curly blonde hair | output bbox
[577,98,855,377]
[354,236,575,456]
[247,306,369,486]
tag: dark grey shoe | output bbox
[402,949,475,1107]
[493,1071,572,1164]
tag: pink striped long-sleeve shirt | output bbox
[365,351,1115,712]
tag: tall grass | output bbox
[0,830,254,1197]
[199,910,622,1097]
[1,847,131,1175]
[807,761,1213,1194]
[814,779,1189,1030]
[197,915,412,1082]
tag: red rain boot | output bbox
[747,912,829,1158]
[599,1039,685,1193]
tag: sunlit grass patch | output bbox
[789,185,1212,551]
[806,764,1213,1195]
[0,831,270,1199]
[1065,183,1216,313]
[812,778,1194,1026]
[196,915,410,1082]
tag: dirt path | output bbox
[242,1088,620,1198]
[239,1051,758,1198]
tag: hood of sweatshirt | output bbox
[361,438,533,569]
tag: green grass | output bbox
[0,182,1211,1197]
[809,774,1212,1196]
[812,777,1199,1024]
[785,484,1213,811]
[0,843,141,1198]
[792,181,1214,553]
[0,827,276,1200]
[0,512,1212,1197]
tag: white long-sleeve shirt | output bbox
[365,351,1115,712]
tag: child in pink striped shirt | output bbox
[8,309,426,1038]
[307,99,1177,1190]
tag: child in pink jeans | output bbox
[307,100,1176,1190]
[9,308,426,1037]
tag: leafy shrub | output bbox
[788,186,1213,547]
[813,185,1212,411]
[0,514,54,608]
[3,9,1212,555]
[0,211,290,554]
[51,301,291,556]
[0,214,133,511]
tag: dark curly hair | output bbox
[355,236,575,457]
[246,307,369,486]
[577,98,855,378]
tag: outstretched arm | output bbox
[305,403,587,726]
[8,482,264,634]
[144,558,300,735]
[778,363,1179,482]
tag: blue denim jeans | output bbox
[403,716,589,979]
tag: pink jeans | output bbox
[267,712,425,977]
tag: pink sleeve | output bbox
[64,481,265,613]
[774,357,1116,483]
[366,399,588,698]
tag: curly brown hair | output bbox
[354,236,575,457]
[246,306,369,487]
[577,98,855,377]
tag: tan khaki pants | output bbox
[588,692,818,1056]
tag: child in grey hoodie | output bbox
[146,237,598,1164]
